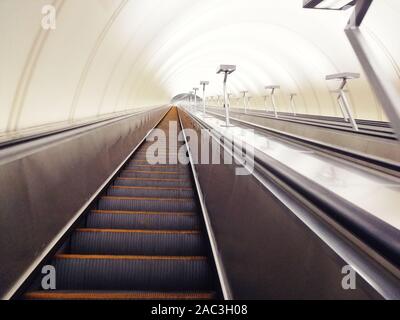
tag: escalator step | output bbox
[98,196,197,212]
[24,291,216,300]
[131,153,188,161]
[120,170,189,179]
[114,177,192,188]
[140,142,186,147]
[52,254,214,291]
[70,229,206,256]
[125,165,190,172]
[87,210,199,229]
[87,210,201,230]
[107,186,194,198]
[129,159,187,165]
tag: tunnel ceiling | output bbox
[1,0,399,134]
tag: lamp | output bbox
[217,65,236,127]
[326,72,360,131]
[265,85,280,118]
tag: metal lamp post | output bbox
[303,0,400,140]
[193,88,199,112]
[217,65,236,127]
[265,85,280,118]
[240,91,249,114]
[326,72,359,131]
[200,81,210,116]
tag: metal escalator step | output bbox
[52,254,214,291]
[129,160,188,166]
[135,151,185,156]
[107,186,194,198]
[114,177,192,188]
[134,153,182,157]
[140,142,186,147]
[131,154,187,161]
[70,229,206,256]
[87,210,200,230]
[120,170,188,179]
[98,196,197,212]
[129,159,150,163]
[125,165,190,172]
[24,291,216,300]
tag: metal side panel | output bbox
[177,110,232,300]
[0,106,169,299]
[205,107,400,164]
[178,108,385,300]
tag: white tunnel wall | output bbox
[1,0,399,135]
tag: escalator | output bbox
[22,108,220,300]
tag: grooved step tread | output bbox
[127,165,188,168]
[117,177,186,182]
[91,210,197,216]
[75,228,200,234]
[24,291,215,300]
[135,151,182,154]
[123,170,187,175]
[111,186,193,191]
[101,196,194,202]
[55,254,207,261]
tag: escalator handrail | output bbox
[0,105,167,150]
[185,108,400,271]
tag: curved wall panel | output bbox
[1,0,399,135]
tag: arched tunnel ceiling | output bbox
[0,0,399,134]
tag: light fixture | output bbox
[304,0,400,141]
[303,0,356,10]
[200,81,210,116]
[326,72,360,81]
[217,65,236,127]
[265,85,280,118]
[192,88,199,111]
[217,65,236,75]
[240,91,249,114]
[326,72,360,131]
